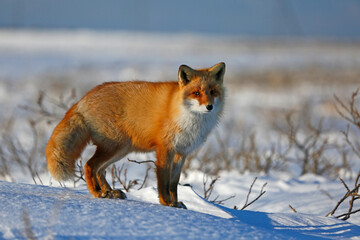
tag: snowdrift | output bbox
[1,181,359,239]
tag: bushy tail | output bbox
[46,105,90,181]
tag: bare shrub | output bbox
[110,160,153,192]
[184,128,288,176]
[200,173,267,208]
[235,131,288,174]
[0,89,79,185]
[20,89,77,124]
[326,88,360,221]
[111,163,139,192]
[183,130,229,175]
[0,119,45,184]
[326,174,360,220]
[201,174,235,205]
[284,113,329,175]
[272,108,346,178]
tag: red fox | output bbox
[46,62,225,208]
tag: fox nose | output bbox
[206,104,213,111]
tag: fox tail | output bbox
[45,105,90,181]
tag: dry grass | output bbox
[228,66,360,89]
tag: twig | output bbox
[35,172,44,186]
[74,159,86,187]
[242,177,257,209]
[211,194,236,205]
[127,158,156,165]
[319,188,334,201]
[138,167,151,190]
[334,88,360,128]
[289,204,297,213]
[203,175,219,200]
[201,174,235,205]
[335,208,360,219]
[341,125,360,160]
[241,177,267,210]
[111,163,139,192]
[339,177,351,192]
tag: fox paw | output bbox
[111,189,127,199]
[169,201,187,209]
[100,189,127,199]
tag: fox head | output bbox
[178,62,225,114]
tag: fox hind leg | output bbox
[84,146,126,199]
[96,154,127,199]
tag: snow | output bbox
[1,30,359,80]
[1,180,360,240]
[1,30,360,239]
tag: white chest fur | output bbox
[174,109,219,156]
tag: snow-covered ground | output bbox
[1,30,360,239]
[1,180,360,239]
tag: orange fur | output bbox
[46,62,226,208]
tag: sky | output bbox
[0,0,359,39]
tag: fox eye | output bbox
[193,91,200,96]
[210,89,216,95]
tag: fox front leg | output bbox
[169,154,187,209]
[155,147,174,206]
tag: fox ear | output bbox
[209,62,226,82]
[178,65,195,86]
